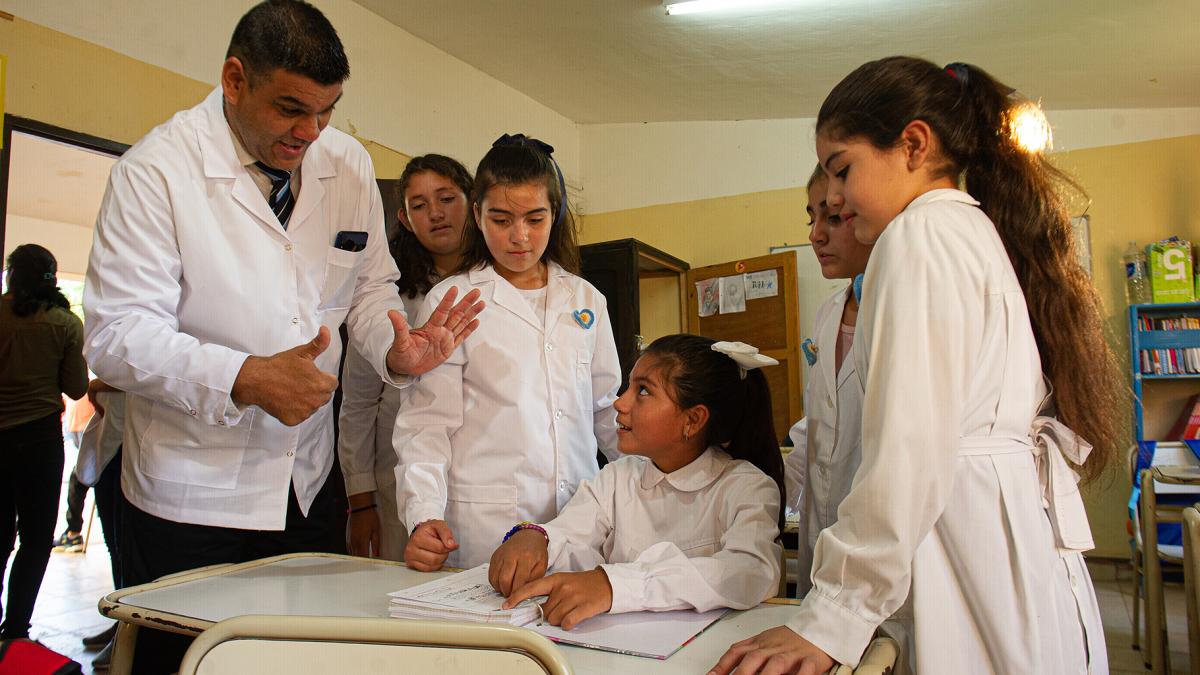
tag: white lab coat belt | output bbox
[959,417,1094,552]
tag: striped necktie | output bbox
[254,161,295,228]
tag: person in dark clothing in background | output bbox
[0,243,89,640]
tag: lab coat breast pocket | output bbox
[137,403,255,489]
[573,348,594,414]
[318,246,361,311]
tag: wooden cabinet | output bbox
[579,239,689,388]
[686,252,802,443]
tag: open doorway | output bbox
[1,118,126,302]
[1,117,126,460]
[1,117,127,665]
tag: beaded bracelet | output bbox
[347,503,377,515]
[503,521,548,543]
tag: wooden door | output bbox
[686,252,802,442]
[376,178,403,242]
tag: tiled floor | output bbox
[24,538,116,673]
[1089,557,1193,674]
[7,522,1197,673]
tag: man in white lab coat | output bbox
[83,2,480,671]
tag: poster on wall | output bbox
[1071,215,1091,276]
[744,269,778,300]
[695,278,719,317]
[718,275,746,314]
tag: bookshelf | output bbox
[1130,302,1200,441]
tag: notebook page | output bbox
[532,607,729,659]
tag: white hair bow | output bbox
[711,341,779,379]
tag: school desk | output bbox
[98,552,889,674]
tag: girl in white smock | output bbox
[339,155,473,560]
[489,334,784,630]
[395,134,620,570]
[783,166,873,597]
[714,57,1123,674]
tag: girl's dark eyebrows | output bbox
[822,150,845,170]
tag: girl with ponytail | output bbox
[713,57,1117,674]
[488,334,783,630]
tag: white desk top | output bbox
[105,554,801,674]
[117,556,429,623]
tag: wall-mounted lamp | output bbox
[1007,98,1053,154]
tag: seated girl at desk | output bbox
[395,134,621,571]
[489,334,784,630]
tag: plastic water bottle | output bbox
[1124,241,1150,305]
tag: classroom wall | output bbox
[0,0,580,183]
[4,214,89,280]
[1060,134,1200,557]
[579,109,1200,217]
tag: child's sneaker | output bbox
[51,531,83,552]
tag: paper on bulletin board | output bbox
[718,275,746,314]
[695,278,719,317]
[744,269,778,300]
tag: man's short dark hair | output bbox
[227,0,350,86]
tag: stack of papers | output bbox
[388,565,541,625]
[388,564,730,659]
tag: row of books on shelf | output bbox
[1140,348,1200,375]
[1138,315,1200,331]
[1137,315,1200,375]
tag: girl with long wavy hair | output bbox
[713,57,1122,675]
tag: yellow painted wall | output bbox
[581,134,1200,558]
[1058,135,1200,557]
[0,16,408,174]
[580,186,806,268]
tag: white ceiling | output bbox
[6,131,117,229]
[351,0,1200,124]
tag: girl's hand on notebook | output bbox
[489,530,549,596]
[404,519,458,571]
[504,568,613,630]
[707,625,834,675]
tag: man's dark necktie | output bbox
[255,161,295,228]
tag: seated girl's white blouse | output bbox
[540,448,782,614]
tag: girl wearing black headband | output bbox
[394,134,622,571]
[714,57,1116,674]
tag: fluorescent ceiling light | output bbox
[665,0,805,15]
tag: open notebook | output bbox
[388,564,729,659]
